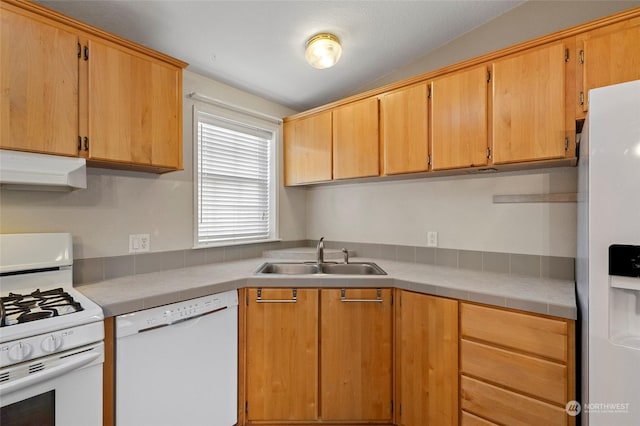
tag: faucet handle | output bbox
[341,248,349,264]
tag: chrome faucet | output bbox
[316,237,325,265]
[341,248,349,264]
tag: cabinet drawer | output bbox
[461,375,567,426]
[460,339,567,404]
[461,410,499,426]
[461,303,568,362]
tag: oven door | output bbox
[0,342,103,426]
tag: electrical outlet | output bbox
[129,234,150,253]
[427,231,438,248]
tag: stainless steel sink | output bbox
[320,262,387,275]
[255,262,321,274]
[255,262,386,275]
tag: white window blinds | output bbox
[196,111,274,245]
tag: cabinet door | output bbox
[381,83,429,175]
[395,291,458,426]
[431,67,488,170]
[320,288,392,421]
[87,38,181,169]
[491,42,567,164]
[283,111,332,185]
[1,7,78,156]
[581,16,640,112]
[245,288,318,421]
[332,97,379,179]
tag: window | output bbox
[194,106,277,247]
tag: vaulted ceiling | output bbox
[38,1,525,111]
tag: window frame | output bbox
[192,103,279,248]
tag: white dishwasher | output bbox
[115,290,238,426]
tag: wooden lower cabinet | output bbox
[459,302,575,426]
[395,290,459,426]
[245,288,319,422]
[320,288,393,422]
[243,287,393,425]
[241,292,575,426]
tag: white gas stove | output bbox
[0,233,104,426]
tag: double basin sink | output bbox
[255,262,387,275]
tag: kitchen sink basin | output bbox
[255,262,386,275]
[320,263,387,275]
[255,263,321,274]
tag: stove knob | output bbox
[41,334,63,353]
[8,342,32,362]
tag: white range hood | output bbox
[0,149,87,191]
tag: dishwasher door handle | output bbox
[138,306,229,332]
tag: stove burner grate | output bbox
[0,288,84,327]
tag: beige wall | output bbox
[306,1,639,258]
[356,0,640,92]
[307,168,578,257]
[0,70,306,258]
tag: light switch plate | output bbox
[427,231,438,247]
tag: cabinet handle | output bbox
[256,288,297,303]
[340,288,383,303]
[83,136,89,151]
[83,45,89,61]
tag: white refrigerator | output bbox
[577,79,640,425]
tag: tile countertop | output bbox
[76,255,577,320]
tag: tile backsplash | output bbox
[74,239,574,285]
[73,240,306,285]
[315,240,575,281]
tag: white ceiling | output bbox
[38,0,524,111]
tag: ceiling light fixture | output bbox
[305,33,342,69]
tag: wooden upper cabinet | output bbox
[283,111,332,185]
[381,83,429,175]
[0,6,79,156]
[580,15,640,112]
[320,288,393,422]
[431,66,489,170]
[86,38,182,169]
[332,97,379,179]
[245,288,318,422]
[491,42,567,164]
[0,0,186,172]
[395,291,459,426]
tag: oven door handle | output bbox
[0,351,100,397]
